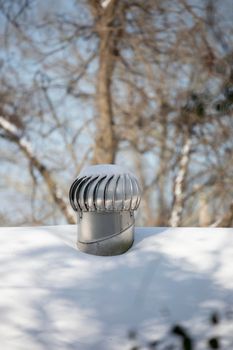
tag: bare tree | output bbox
[0,0,232,226]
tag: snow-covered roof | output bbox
[1,225,233,349]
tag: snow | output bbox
[0,225,233,349]
[0,116,33,156]
[100,0,112,9]
[0,116,19,135]
[79,164,134,177]
[19,137,33,156]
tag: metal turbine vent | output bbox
[69,164,141,256]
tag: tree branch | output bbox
[210,201,233,227]
[0,116,75,224]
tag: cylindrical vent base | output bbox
[77,211,134,256]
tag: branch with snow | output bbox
[100,0,112,9]
[0,116,75,224]
[0,116,33,156]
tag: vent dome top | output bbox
[69,164,141,213]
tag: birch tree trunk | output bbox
[169,129,192,227]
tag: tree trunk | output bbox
[92,0,119,164]
[169,128,192,227]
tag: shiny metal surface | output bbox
[69,171,140,213]
[69,164,141,256]
[77,211,134,256]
